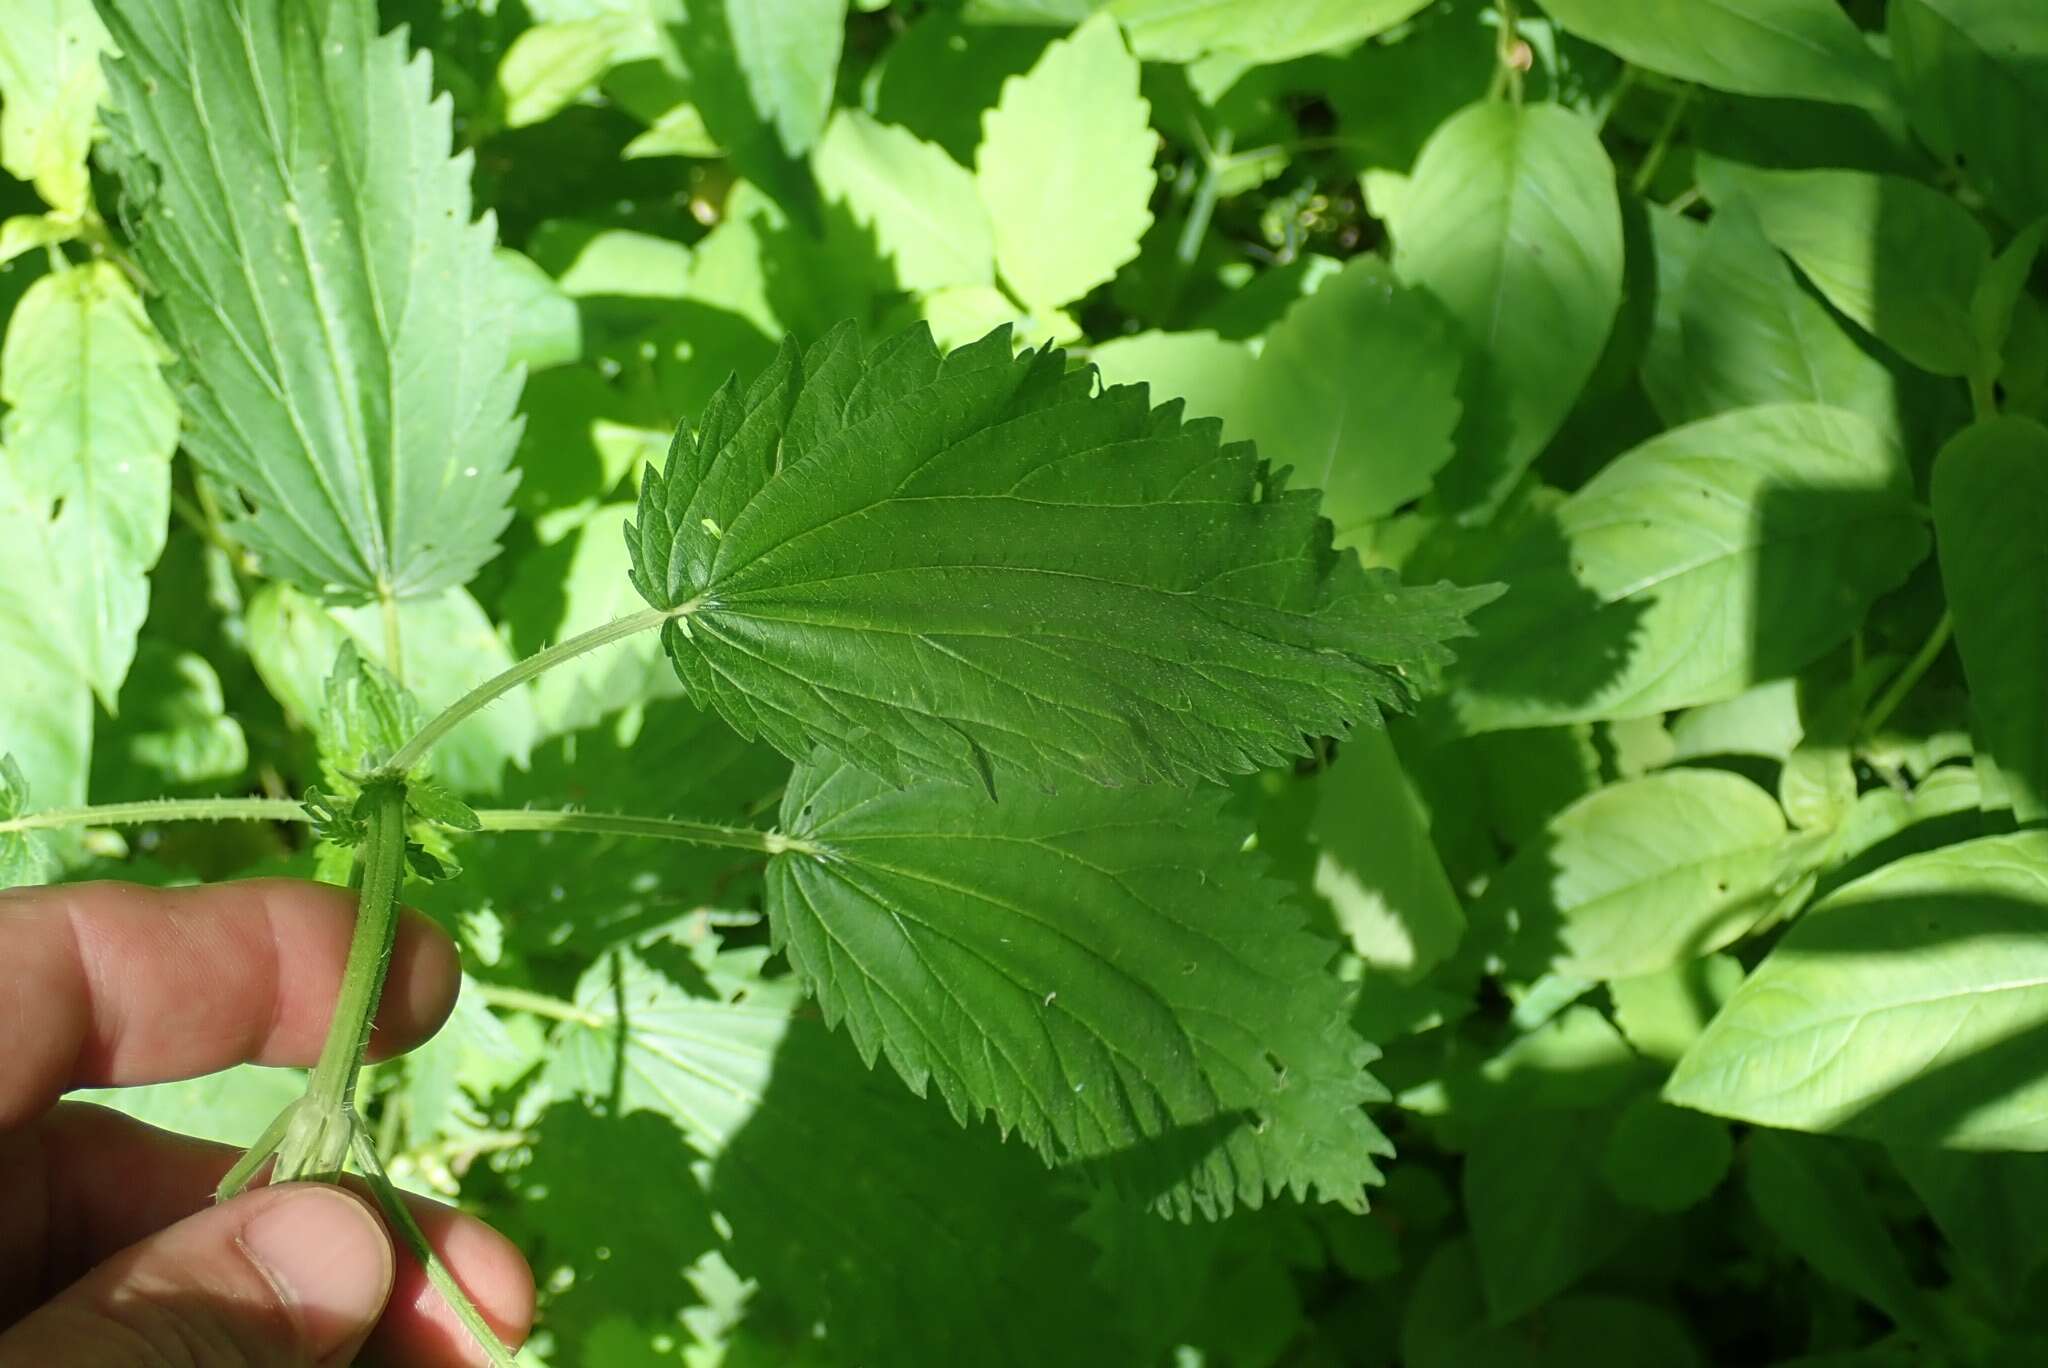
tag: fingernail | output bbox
[239,1186,394,1360]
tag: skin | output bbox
[0,878,535,1367]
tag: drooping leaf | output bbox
[0,261,178,708]
[96,0,523,601]
[812,109,995,295]
[1700,160,1993,378]
[1239,256,1464,546]
[1309,726,1465,980]
[1667,202,1898,434]
[1436,404,1925,734]
[1106,0,1432,65]
[496,17,627,129]
[1473,769,1819,982]
[1536,0,1893,109]
[1391,101,1624,517]
[766,752,1391,1218]
[0,0,110,218]
[626,322,1493,791]
[1668,832,2048,1148]
[1891,0,2048,227]
[975,14,1155,314]
[1932,416,2048,824]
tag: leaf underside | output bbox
[627,320,1494,793]
[96,0,522,603]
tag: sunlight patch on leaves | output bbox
[0,0,110,219]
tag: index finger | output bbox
[0,879,460,1129]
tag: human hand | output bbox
[0,879,535,1366]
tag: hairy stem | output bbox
[380,587,407,687]
[474,806,817,857]
[0,796,305,835]
[385,605,683,775]
[350,1118,519,1368]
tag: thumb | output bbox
[0,1183,395,1368]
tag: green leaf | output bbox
[502,504,683,739]
[1474,769,1817,982]
[1609,954,1747,1064]
[70,1063,306,1147]
[1935,418,2048,824]
[1668,832,2048,1148]
[496,17,627,129]
[96,0,523,601]
[1891,0,2048,227]
[1745,1130,1937,1335]
[626,323,1492,790]
[768,753,1391,1218]
[1085,330,1256,432]
[0,0,110,217]
[1391,102,1624,517]
[1240,256,1464,546]
[1701,160,1993,377]
[1437,404,1925,734]
[1106,0,1432,64]
[1599,1096,1733,1214]
[1309,726,1465,980]
[0,753,57,890]
[91,643,249,792]
[1893,1146,2048,1313]
[1665,202,1898,434]
[813,110,994,295]
[491,247,581,373]
[0,261,178,708]
[975,14,1155,314]
[1535,0,1893,109]
[245,583,537,793]
[1464,1106,1638,1322]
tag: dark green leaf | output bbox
[1537,0,1893,108]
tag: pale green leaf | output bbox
[497,17,627,129]
[0,261,178,708]
[1668,832,2048,1148]
[1391,102,1623,517]
[502,503,683,739]
[0,511,91,814]
[1437,404,1925,733]
[1609,954,1747,1064]
[92,644,248,791]
[1107,0,1432,64]
[1668,202,1899,433]
[71,1063,306,1147]
[96,0,523,601]
[1668,681,1806,763]
[975,14,1156,313]
[1891,0,2048,227]
[0,0,110,218]
[1932,416,2048,823]
[0,213,77,267]
[1310,726,1464,980]
[1085,330,1255,432]
[0,753,57,890]
[245,583,537,793]
[1240,255,1463,545]
[626,323,1493,790]
[534,221,694,299]
[813,110,994,294]
[1475,769,1816,982]
[768,753,1392,1218]
[1701,160,1993,377]
[1537,0,1893,108]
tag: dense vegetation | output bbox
[2,0,2046,1364]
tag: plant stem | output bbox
[1632,86,1695,197]
[349,1118,519,1368]
[476,983,605,1027]
[380,587,406,687]
[1969,370,1998,421]
[384,605,683,776]
[305,782,408,1108]
[474,806,817,857]
[0,796,304,835]
[1862,612,1954,740]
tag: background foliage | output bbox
[3,0,2047,1364]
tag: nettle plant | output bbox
[7,0,2048,1362]
[0,1,1492,1361]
